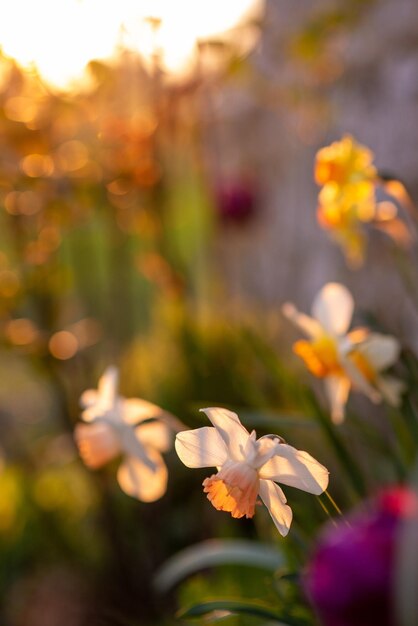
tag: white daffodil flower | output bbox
[344,333,405,408]
[175,407,329,536]
[75,366,176,502]
[283,282,405,423]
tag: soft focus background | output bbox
[1,0,418,624]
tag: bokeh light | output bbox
[0,0,263,89]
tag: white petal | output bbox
[341,356,382,404]
[252,435,283,469]
[81,401,122,424]
[200,407,249,461]
[356,333,401,371]
[117,451,168,502]
[79,366,120,421]
[175,427,228,468]
[376,375,406,407]
[259,444,329,494]
[119,423,157,471]
[312,283,354,335]
[135,421,173,453]
[281,303,323,339]
[98,366,119,405]
[259,480,293,537]
[80,389,98,410]
[74,421,120,469]
[122,397,167,424]
[324,375,351,424]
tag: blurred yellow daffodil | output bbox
[315,134,377,188]
[283,283,405,423]
[75,366,176,502]
[175,407,329,536]
[315,135,412,267]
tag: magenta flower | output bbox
[304,487,418,626]
[215,177,257,224]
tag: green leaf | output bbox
[237,410,317,432]
[153,539,284,593]
[177,599,308,625]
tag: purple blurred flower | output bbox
[303,487,418,626]
[214,177,257,225]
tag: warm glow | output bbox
[49,330,79,360]
[0,0,263,89]
[122,0,263,75]
[6,319,39,346]
[0,0,119,90]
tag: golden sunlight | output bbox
[0,0,263,90]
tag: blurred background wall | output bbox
[209,0,418,347]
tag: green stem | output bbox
[316,495,338,527]
[402,395,418,459]
[305,390,367,499]
[324,490,343,516]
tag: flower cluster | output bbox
[75,276,406,537]
[69,134,416,625]
[75,370,329,535]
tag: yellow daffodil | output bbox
[75,366,176,502]
[317,181,375,267]
[315,135,412,267]
[315,134,376,188]
[175,407,329,536]
[283,283,405,423]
